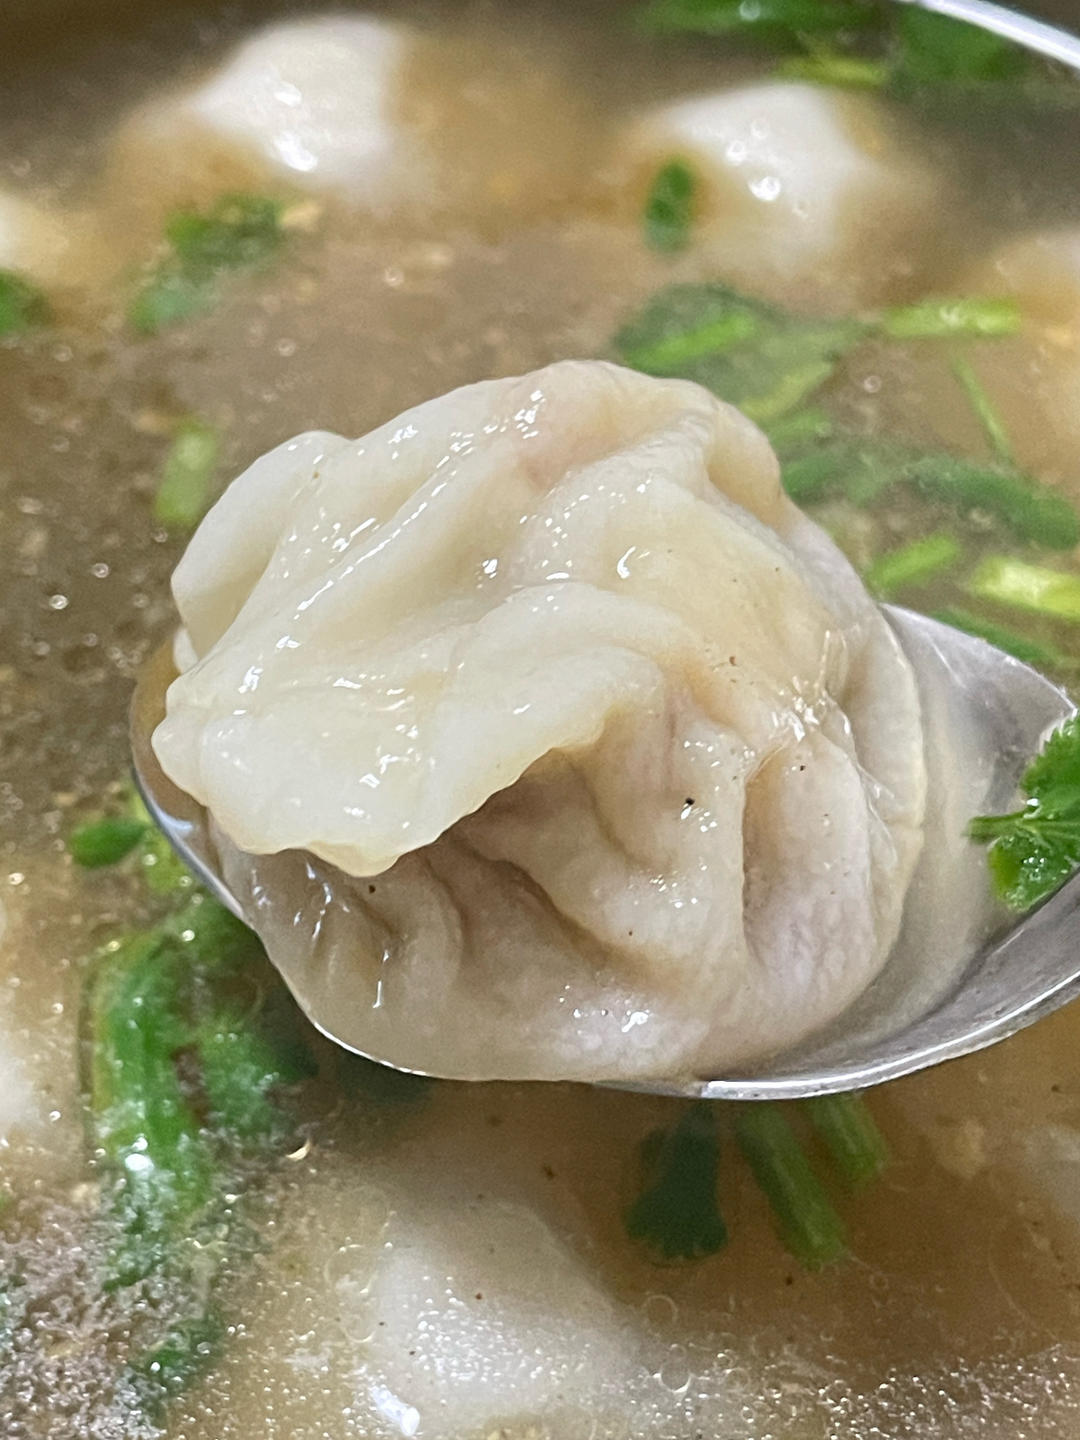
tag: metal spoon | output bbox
[131,609,1079,1100]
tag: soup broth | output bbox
[6,2,1080,1436]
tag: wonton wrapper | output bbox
[0,191,101,290]
[616,82,942,310]
[154,361,925,1082]
[862,229,1080,484]
[956,231,1080,482]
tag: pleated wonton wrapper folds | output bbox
[153,361,926,1082]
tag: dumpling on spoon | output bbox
[152,360,926,1083]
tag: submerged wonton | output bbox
[617,82,942,309]
[153,361,925,1082]
[0,192,82,287]
[106,14,598,231]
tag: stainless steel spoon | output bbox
[132,609,1078,1100]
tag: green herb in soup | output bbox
[69,813,149,868]
[643,158,698,253]
[130,194,288,335]
[0,269,49,336]
[863,531,964,600]
[613,282,864,421]
[79,859,320,1415]
[733,1105,848,1270]
[636,0,884,44]
[153,418,221,530]
[971,717,1080,912]
[625,1103,728,1262]
[891,5,1026,88]
[639,0,1080,108]
[613,282,1033,426]
[806,1092,890,1190]
[626,1093,889,1268]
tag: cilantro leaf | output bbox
[780,434,910,506]
[625,1103,728,1262]
[969,716,1080,911]
[69,814,149,867]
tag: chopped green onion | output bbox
[733,1104,847,1268]
[966,556,1080,623]
[620,308,759,374]
[154,418,220,529]
[644,159,697,253]
[878,297,1022,340]
[764,407,835,458]
[615,283,865,422]
[951,354,1013,462]
[69,815,149,868]
[742,358,841,425]
[909,456,1079,549]
[781,437,906,507]
[806,1093,889,1189]
[777,52,891,88]
[863,532,963,599]
[933,606,1076,672]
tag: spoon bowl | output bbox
[132,608,1076,1100]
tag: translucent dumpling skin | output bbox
[617,83,941,309]
[153,361,925,1082]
